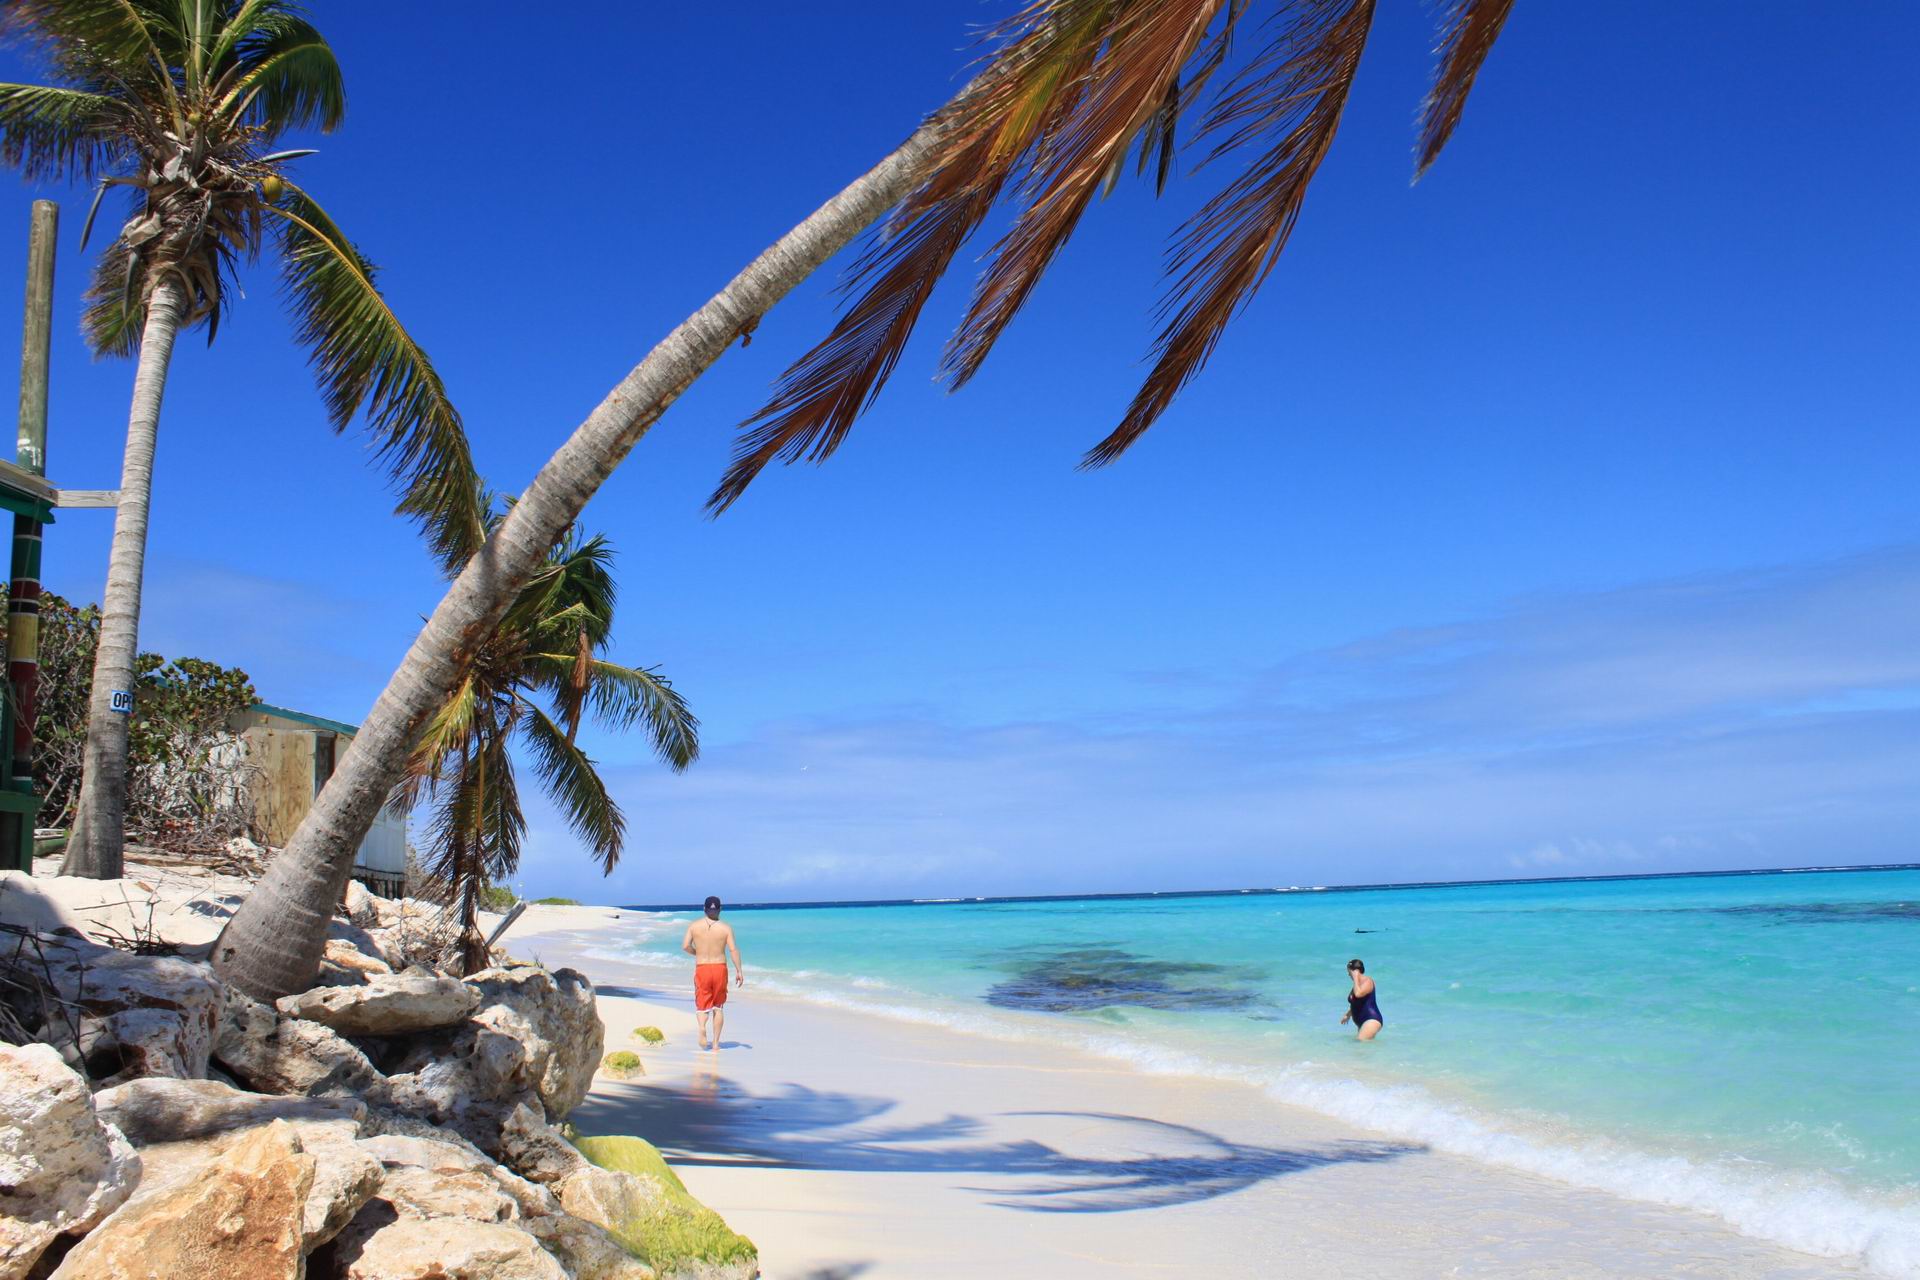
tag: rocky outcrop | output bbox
[53,1119,314,1280]
[8,865,754,1280]
[94,1076,365,1147]
[499,1103,588,1185]
[468,967,603,1118]
[382,966,601,1144]
[318,938,396,986]
[328,1218,570,1280]
[373,1163,521,1223]
[279,972,480,1036]
[304,1142,385,1252]
[341,881,381,930]
[559,1136,757,1280]
[216,992,385,1098]
[522,1214,658,1280]
[0,1044,139,1280]
[16,935,225,1086]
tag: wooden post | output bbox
[7,200,56,870]
[483,900,529,953]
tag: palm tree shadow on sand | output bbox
[571,1079,1419,1214]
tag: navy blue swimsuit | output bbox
[1349,984,1383,1028]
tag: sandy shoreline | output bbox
[512,905,1859,1279]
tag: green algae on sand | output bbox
[602,1050,644,1079]
[570,1133,757,1273]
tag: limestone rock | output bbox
[358,1132,493,1175]
[225,835,266,864]
[357,1130,556,1217]
[468,967,602,1118]
[318,937,396,986]
[559,1136,757,1280]
[216,992,384,1098]
[329,1218,568,1280]
[374,1164,520,1223]
[0,1043,139,1280]
[521,1213,656,1280]
[278,972,479,1036]
[362,1108,498,1164]
[342,880,381,930]
[306,1141,384,1252]
[491,1165,563,1220]
[382,1034,531,1153]
[329,919,399,970]
[52,1119,314,1280]
[94,1076,363,1148]
[366,903,457,971]
[384,967,600,1141]
[24,936,223,1085]
[499,1103,587,1185]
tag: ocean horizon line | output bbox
[614,859,1920,914]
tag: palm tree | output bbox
[214,0,1515,999]
[403,523,697,975]
[0,0,484,879]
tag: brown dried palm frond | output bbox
[706,2,1123,514]
[1084,0,1375,467]
[706,143,1007,514]
[1415,0,1515,179]
[713,0,1513,512]
[943,0,1236,391]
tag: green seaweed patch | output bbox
[631,1025,665,1045]
[601,1050,644,1079]
[571,1134,757,1269]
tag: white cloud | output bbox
[517,546,1920,903]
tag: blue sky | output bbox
[1,3,1915,902]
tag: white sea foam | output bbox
[1261,1065,1920,1278]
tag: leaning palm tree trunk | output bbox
[61,278,186,879]
[211,125,944,999]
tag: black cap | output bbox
[703,896,722,915]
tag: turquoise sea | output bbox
[609,867,1920,1274]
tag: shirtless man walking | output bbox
[681,896,743,1050]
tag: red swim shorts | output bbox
[694,964,729,1011]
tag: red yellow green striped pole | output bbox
[7,200,56,870]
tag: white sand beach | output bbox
[513,906,1861,1280]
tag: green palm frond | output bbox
[526,654,699,772]
[213,6,344,134]
[476,730,524,883]
[266,183,485,569]
[415,516,695,890]
[520,703,624,873]
[424,729,522,892]
[2,0,182,109]
[0,82,123,179]
[402,672,479,796]
[543,532,618,644]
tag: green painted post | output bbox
[7,200,56,870]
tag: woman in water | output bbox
[1341,957,1383,1040]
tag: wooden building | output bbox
[231,703,409,897]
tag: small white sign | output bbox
[108,690,132,714]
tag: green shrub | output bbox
[477,883,516,912]
[569,1134,756,1269]
[532,896,581,905]
[631,1026,665,1045]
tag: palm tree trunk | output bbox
[60,278,187,880]
[212,121,946,999]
